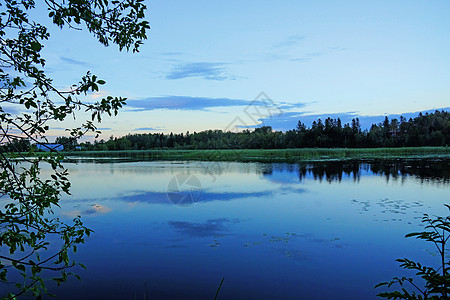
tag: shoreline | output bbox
[59,147,450,163]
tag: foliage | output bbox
[376,205,450,299]
[41,110,449,151]
[55,136,77,151]
[0,0,148,298]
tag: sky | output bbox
[25,1,450,139]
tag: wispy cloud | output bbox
[126,95,307,112]
[290,52,324,62]
[166,62,234,80]
[60,56,92,67]
[127,96,251,111]
[102,190,272,205]
[82,204,111,215]
[290,47,346,62]
[159,52,188,62]
[273,34,305,49]
[160,52,185,57]
[278,102,308,110]
[50,126,111,131]
[168,218,242,237]
[132,127,165,131]
[89,90,109,100]
[269,40,346,63]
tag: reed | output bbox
[62,147,450,162]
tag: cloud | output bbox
[168,218,239,237]
[243,111,363,131]
[126,95,307,112]
[160,52,185,57]
[60,56,92,67]
[289,57,310,62]
[356,107,450,129]
[290,52,325,62]
[89,90,109,100]
[159,52,188,62]
[273,34,305,49]
[289,48,346,62]
[1,105,22,115]
[166,62,234,80]
[82,204,111,215]
[328,46,347,52]
[127,96,251,111]
[249,107,450,132]
[114,190,273,205]
[274,45,346,63]
[50,126,111,131]
[278,102,308,110]
[132,127,165,131]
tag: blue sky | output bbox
[31,0,450,139]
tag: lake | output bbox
[42,159,449,299]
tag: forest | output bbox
[82,110,449,151]
[2,110,449,152]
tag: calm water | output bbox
[39,159,450,299]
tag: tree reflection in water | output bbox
[287,160,450,184]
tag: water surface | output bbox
[43,160,450,299]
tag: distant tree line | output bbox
[2,110,448,152]
[74,110,448,150]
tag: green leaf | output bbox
[15,264,26,272]
[30,41,42,51]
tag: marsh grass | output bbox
[62,147,450,162]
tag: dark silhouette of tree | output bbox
[23,110,449,152]
[0,1,149,298]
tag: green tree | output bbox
[0,0,149,298]
[55,136,78,151]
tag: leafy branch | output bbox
[0,0,149,298]
[376,205,450,299]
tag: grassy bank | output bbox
[62,147,450,162]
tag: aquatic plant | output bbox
[63,147,450,163]
[376,205,450,299]
[214,277,225,300]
